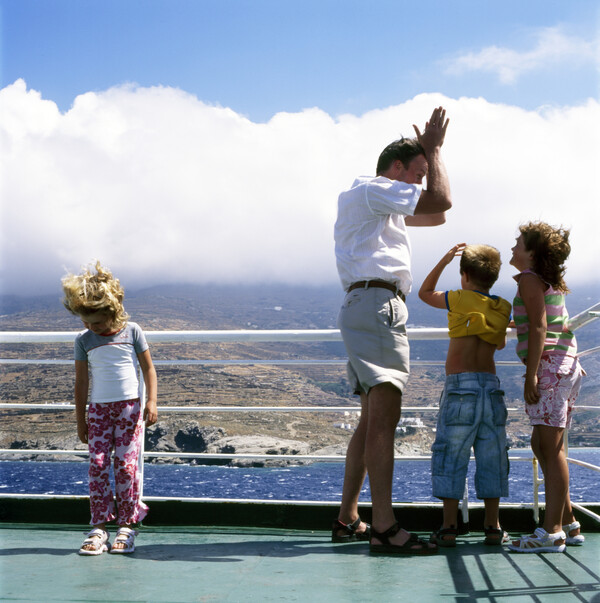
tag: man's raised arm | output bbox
[410,106,452,220]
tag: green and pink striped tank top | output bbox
[513,270,577,362]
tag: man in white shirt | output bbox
[332,106,452,555]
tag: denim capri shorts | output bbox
[337,287,410,395]
[431,372,509,500]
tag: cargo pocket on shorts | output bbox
[431,442,447,476]
[444,391,477,425]
[490,389,507,426]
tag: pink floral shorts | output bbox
[525,354,584,428]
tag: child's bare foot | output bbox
[78,528,110,555]
[109,526,137,554]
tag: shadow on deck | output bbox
[1,523,599,602]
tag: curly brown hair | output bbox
[519,221,571,293]
[62,261,129,329]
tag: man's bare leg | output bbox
[367,383,436,550]
[336,394,369,536]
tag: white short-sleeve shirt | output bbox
[74,322,149,403]
[334,176,421,294]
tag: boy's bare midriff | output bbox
[445,335,498,375]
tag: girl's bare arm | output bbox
[518,273,547,405]
[138,349,158,426]
[74,360,89,443]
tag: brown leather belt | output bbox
[347,280,406,301]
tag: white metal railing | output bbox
[1,302,599,523]
[0,327,450,344]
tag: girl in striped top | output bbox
[508,222,585,554]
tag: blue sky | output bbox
[0,0,599,296]
[3,0,597,120]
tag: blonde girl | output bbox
[63,262,157,555]
[508,222,584,553]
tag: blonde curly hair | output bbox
[62,261,129,329]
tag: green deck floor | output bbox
[0,524,598,602]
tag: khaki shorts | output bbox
[337,287,410,395]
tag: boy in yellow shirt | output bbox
[419,243,511,546]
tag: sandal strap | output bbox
[434,526,458,536]
[84,528,108,542]
[519,528,565,547]
[114,527,137,542]
[562,521,581,532]
[346,517,362,532]
[332,516,362,534]
[370,522,401,544]
[535,527,565,541]
[80,528,109,552]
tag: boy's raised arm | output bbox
[418,243,466,309]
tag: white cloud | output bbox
[1,79,599,299]
[444,27,598,84]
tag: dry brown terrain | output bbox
[1,284,598,459]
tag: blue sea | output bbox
[1,448,599,503]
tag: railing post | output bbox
[532,457,541,524]
[138,366,147,502]
[460,479,469,529]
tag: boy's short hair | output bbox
[460,245,502,290]
[376,138,425,175]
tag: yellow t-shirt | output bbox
[446,290,511,347]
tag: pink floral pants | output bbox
[87,398,148,526]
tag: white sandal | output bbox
[79,528,110,556]
[563,521,585,546]
[109,526,137,554]
[508,527,566,553]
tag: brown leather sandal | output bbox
[484,526,509,545]
[430,526,458,547]
[370,522,438,555]
[331,517,371,543]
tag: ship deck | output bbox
[1,317,599,601]
[1,522,599,602]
